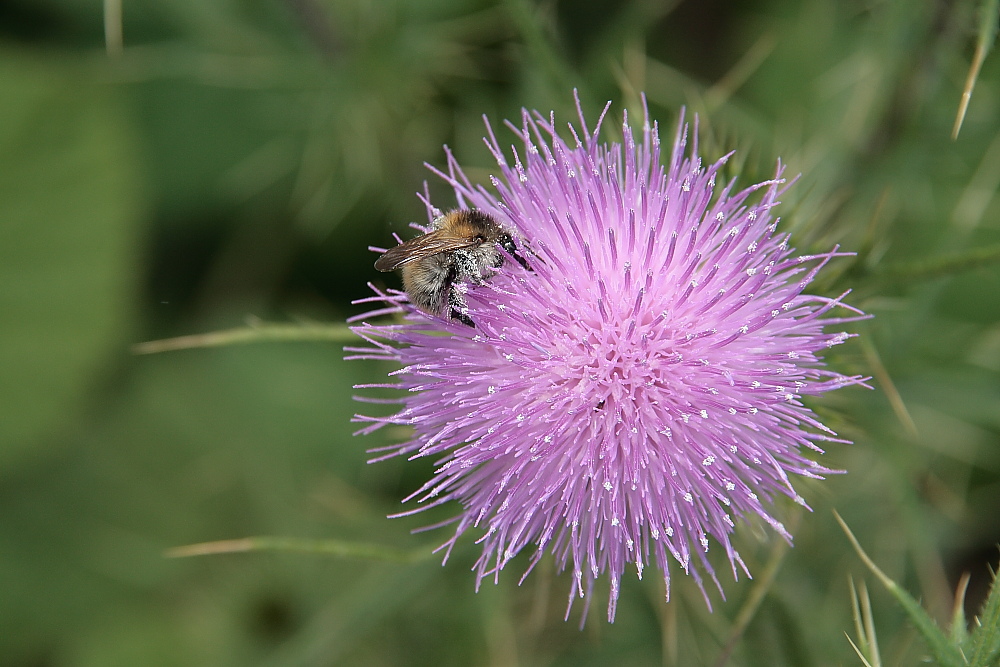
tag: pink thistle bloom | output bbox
[348,94,869,623]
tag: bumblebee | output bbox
[375,210,527,326]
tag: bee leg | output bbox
[511,249,531,271]
[451,309,475,327]
[447,286,475,327]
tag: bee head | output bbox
[498,233,516,255]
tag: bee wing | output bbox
[374,230,479,271]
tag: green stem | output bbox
[165,535,429,563]
[103,0,123,56]
[133,321,357,354]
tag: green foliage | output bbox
[0,48,141,464]
[841,512,1000,666]
[3,0,1000,665]
[840,512,966,665]
[971,568,1000,666]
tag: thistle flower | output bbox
[349,94,868,622]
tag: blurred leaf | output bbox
[70,608,197,667]
[875,243,1000,285]
[128,77,304,224]
[0,49,141,465]
[0,343,407,664]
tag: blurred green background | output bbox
[3,0,1000,665]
